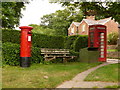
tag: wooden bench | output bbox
[41,48,76,62]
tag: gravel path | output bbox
[57,62,118,88]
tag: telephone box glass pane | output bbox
[101,39,104,41]
[101,52,104,54]
[101,36,104,38]
[101,33,104,35]
[101,49,104,51]
[101,55,104,58]
[90,32,94,47]
[101,46,104,48]
[101,42,104,44]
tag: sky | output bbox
[17,0,64,29]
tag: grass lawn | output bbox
[104,85,120,88]
[2,62,101,88]
[84,63,119,82]
[107,49,118,52]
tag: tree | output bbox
[40,8,83,36]
[2,2,27,29]
[108,32,118,45]
[55,2,120,23]
[29,24,57,35]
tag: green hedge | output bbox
[32,33,65,49]
[65,35,88,52]
[79,48,99,63]
[2,29,20,44]
[107,33,118,45]
[73,35,88,52]
[69,50,79,62]
[2,29,65,49]
[65,35,79,50]
[2,29,88,50]
[2,42,43,66]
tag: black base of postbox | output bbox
[20,57,31,67]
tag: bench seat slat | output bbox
[40,48,76,61]
[41,53,70,54]
[45,56,76,58]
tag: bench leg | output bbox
[45,57,56,61]
[63,58,67,63]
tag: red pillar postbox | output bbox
[88,24,107,62]
[19,26,33,67]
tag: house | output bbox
[68,16,119,36]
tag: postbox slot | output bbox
[28,31,32,34]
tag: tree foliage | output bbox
[29,24,57,35]
[40,8,83,36]
[55,2,120,23]
[2,2,27,29]
[108,33,118,45]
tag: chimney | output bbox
[86,15,95,20]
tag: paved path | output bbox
[57,62,118,88]
[107,59,120,63]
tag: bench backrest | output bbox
[41,48,70,54]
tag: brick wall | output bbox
[68,23,78,36]
[105,20,118,35]
[78,21,88,35]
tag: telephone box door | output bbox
[98,32,106,62]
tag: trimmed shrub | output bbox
[73,35,88,52]
[107,33,118,45]
[2,29,65,49]
[69,50,79,62]
[31,46,43,64]
[79,48,99,63]
[65,35,79,49]
[2,42,43,66]
[2,42,20,66]
[32,33,65,49]
[2,29,20,44]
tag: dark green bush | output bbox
[32,33,65,49]
[2,42,20,66]
[2,29,65,49]
[65,35,79,49]
[79,48,99,63]
[2,29,20,44]
[73,35,88,52]
[31,46,43,64]
[2,42,43,66]
[69,50,79,62]
[107,33,118,45]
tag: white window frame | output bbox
[71,27,74,33]
[82,24,86,32]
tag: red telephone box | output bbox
[88,24,107,62]
[19,26,33,67]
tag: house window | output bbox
[71,27,74,33]
[82,24,86,32]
